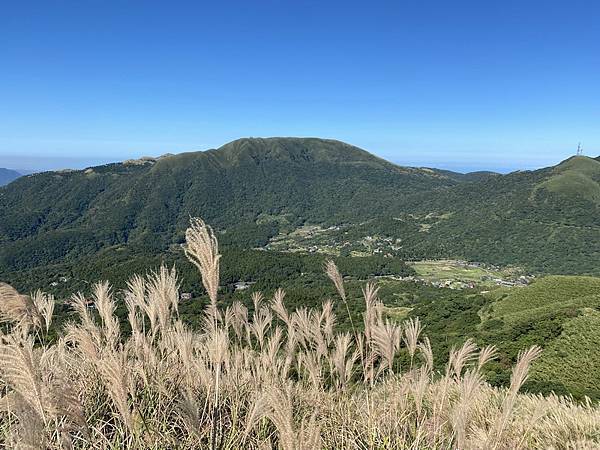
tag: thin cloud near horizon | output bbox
[1,138,591,175]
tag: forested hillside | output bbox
[383,156,600,273]
[0,138,599,281]
[0,138,452,273]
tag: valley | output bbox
[4,4,600,446]
[1,137,599,402]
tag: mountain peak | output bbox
[209,137,393,168]
[536,155,600,204]
[554,155,600,175]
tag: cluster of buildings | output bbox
[67,283,256,311]
[233,281,255,291]
[392,275,476,289]
[49,276,69,287]
[481,275,532,287]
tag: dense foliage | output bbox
[0,138,451,270]
[1,138,599,279]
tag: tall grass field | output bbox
[1,218,598,449]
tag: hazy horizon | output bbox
[1,136,593,175]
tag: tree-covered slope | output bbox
[0,138,598,276]
[0,138,453,271]
[371,156,600,274]
[476,276,600,399]
[536,155,600,204]
[394,274,600,399]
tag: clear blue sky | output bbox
[1,0,599,172]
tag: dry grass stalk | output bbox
[31,291,54,334]
[184,218,223,450]
[0,284,41,335]
[184,217,221,307]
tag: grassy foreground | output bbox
[1,219,599,449]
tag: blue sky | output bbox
[1,0,599,173]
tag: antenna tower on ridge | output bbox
[576,143,583,156]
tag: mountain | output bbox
[425,168,500,182]
[535,155,600,204]
[479,275,600,399]
[0,138,598,283]
[0,168,21,186]
[0,138,453,271]
[393,155,600,274]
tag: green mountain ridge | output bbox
[477,275,600,398]
[535,155,600,204]
[425,167,501,182]
[0,138,453,270]
[2,139,599,400]
[0,138,598,277]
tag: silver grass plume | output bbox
[184,217,221,307]
[402,317,423,362]
[488,345,543,448]
[0,283,41,334]
[324,260,358,338]
[324,260,345,301]
[31,291,55,335]
[93,281,120,348]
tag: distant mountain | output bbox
[425,168,500,182]
[0,168,21,186]
[396,155,600,274]
[0,138,453,271]
[535,156,600,204]
[0,138,598,280]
